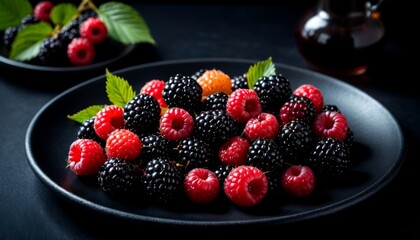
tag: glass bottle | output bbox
[295,0,385,78]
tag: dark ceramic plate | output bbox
[25,58,404,227]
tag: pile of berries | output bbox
[2,1,121,67]
[67,67,355,208]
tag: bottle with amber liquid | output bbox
[295,0,385,78]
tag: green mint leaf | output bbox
[105,68,136,107]
[0,0,32,30]
[246,57,276,89]
[98,2,155,45]
[67,105,104,124]
[50,3,77,26]
[10,22,53,61]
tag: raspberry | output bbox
[197,69,232,99]
[293,84,324,113]
[140,79,168,108]
[244,112,279,141]
[218,136,250,166]
[280,95,316,125]
[159,107,194,141]
[224,165,268,207]
[94,105,125,140]
[281,165,316,197]
[67,139,106,176]
[226,89,262,124]
[312,111,348,141]
[33,1,54,22]
[105,129,142,162]
[67,37,96,66]
[184,168,220,204]
[79,17,108,44]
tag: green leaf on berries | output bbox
[50,3,77,26]
[67,105,104,124]
[105,68,136,107]
[10,22,53,61]
[246,57,276,89]
[0,0,32,30]
[98,2,155,45]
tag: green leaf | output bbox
[105,69,136,107]
[0,0,32,30]
[10,22,53,61]
[98,2,155,45]
[246,57,276,89]
[67,105,104,124]
[50,3,77,26]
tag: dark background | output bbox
[2,0,420,239]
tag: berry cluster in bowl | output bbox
[66,58,355,208]
[0,0,154,67]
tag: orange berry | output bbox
[197,69,232,99]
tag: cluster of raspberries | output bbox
[2,1,118,66]
[67,68,355,207]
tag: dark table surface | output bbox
[1,1,419,239]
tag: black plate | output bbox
[25,58,405,226]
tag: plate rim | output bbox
[25,57,406,226]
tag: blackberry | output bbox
[280,95,317,125]
[253,74,292,113]
[77,117,105,146]
[177,137,214,172]
[58,10,97,46]
[19,15,39,28]
[306,137,351,177]
[124,93,161,137]
[143,158,182,205]
[38,37,67,66]
[321,104,341,113]
[344,128,355,149]
[162,74,203,114]
[194,110,239,148]
[203,92,228,111]
[231,74,248,91]
[214,164,234,186]
[191,68,205,80]
[140,133,174,161]
[265,170,283,200]
[2,27,19,50]
[277,120,314,164]
[97,158,142,196]
[246,138,284,172]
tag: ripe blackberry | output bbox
[246,138,284,172]
[124,93,161,137]
[38,37,67,66]
[177,137,214,171]
[265,170,283,200]
[203,92,228,111]
[194,110,239,148]
[280,95,317,125]
[214,164,234,186]
[162,74,203,114]
[98,158,142,196]
[191,69,205,80]
[2,27,18,50]
[306,137,351,177]
[143,158,182,205]
[321,104,341,113]
[344,128,355,149]
[19,15,39,28]
[58,10,97,45]
[231,74,248,91]
[77,117,105,146]
[277,120,314,164]
[253,74,292,113]
[140,133,174,161]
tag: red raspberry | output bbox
[159,107,194,141]
[140,79,168,108]
[33,1,54,22]
[67,139,106,176]
[94,105,125,140]
[218,136,250,166]
[79,17,108,44]
[224,165,268,207]
[105,129,142,162]
[226,89,262,124]
[184,168,220,204]
[67,38,96,66]
[243,112,279,141]
[293,84,324,113]
[313,111,348,141]
[281,165,316,197]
